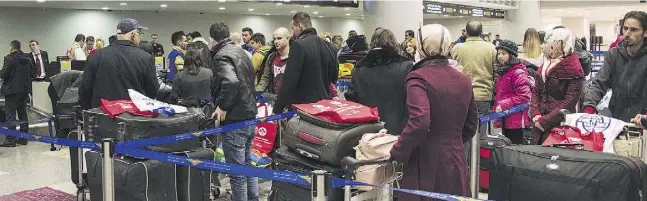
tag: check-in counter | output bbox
[32,81,52,114]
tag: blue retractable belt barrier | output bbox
[479,103,530,124]
[115,111,296,149]
[332,178,486,201]
[0,126,101,150]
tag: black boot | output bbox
[0,137,16,147]
[17,138,28,145]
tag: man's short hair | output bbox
[151,33,159,37]
[465,20,483,37]
[189,31,202,38]
[74,34,86,42]
[242,27,253,34]
[29,40,39,45]
[250,33,266,46]
[86,36,95,42]
[10,40,20,50]
[210,22,231,42]
[623,11,647,31]
[496,34,500,37]
[292,12,312,28]
[349,30,358,37]
[171,31,186,46]
[553,25,566,30]
[405,30,414,38]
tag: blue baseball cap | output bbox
[116,18,148,34]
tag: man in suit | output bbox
[28,40,49,81]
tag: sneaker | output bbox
[17,139,28,145]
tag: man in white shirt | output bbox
[27,40,49,80]
[68,34,87,61]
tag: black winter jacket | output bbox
[170,68,215,107]
[584,42,647,121]
[273,28,339,113]
[210,38,256,122]
[79,40,159,109]
[344,49,413,135]
[1,51,36,96]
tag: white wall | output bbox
[423,18,502,41]
[561,17,590,44]
[0,7,362,57]
[592,21,617,50]
[329,18,364,38]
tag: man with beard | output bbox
[584,11,647,122]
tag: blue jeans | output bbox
[223,126,259,201]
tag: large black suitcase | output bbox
[83,108,200,153]
[86,151,179,201]
[176,148,216,201]
[489,145,647,201]
[269,147,344,201]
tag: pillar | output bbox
[561,17,591,42]
[362,0,424,43]
[502,0,541,44]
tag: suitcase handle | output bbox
[545,143,584,148]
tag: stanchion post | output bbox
[102,138,116,201]
[469,122,482,198]
[311,170,330,201]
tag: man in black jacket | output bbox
[1,40,36,147]
[27,40,50,80]
[584,11,647,121]
[79,18,159,109]
[208,21,258,201]
[273,12,339,114]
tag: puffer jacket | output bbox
[493,62,532,129]
[530,53,584,143]
[210,38,257,123]
[344,48,412,135]
[0,50,36,96]
[584,42,647,121]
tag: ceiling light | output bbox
[248,8,255,11]
[219,7,226,10]
[345,13,350,16]
[120,2,127,6]
[345,8,350,11]
[217,0,226,2]
[319,16,324,18]
[276,3,283,5]
[160,4,168,8]
[101,7,109,10]
[36,0,46,2]
[304,5,310,8]
[313,11,319,14]
[266,13,271,16]
[284,0,291,2]
[291,10,296,13]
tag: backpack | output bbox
[575,39,593,76]
[521,60,539,89]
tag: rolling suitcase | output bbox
[85,151,179,201]
[283,111,383,165]
[269,147,344,201]
[176,148,216,201]
[489,145,647,201]
[83,108,200,153]
[479,134,511,191]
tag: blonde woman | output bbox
[519,28,544,67]
[88,39,104,55]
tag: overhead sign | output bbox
[422,1,505,19]
[258,0,359,8]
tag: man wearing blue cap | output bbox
[79,18,159,109]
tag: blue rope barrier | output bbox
[479,103,529,124]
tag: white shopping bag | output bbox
[597,89,612,112]
[128,89,188,113]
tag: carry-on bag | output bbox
[479,134,511,191]
[489,145,647,201]
[83,108,200,152]
[354,130,397,191]
[56,87,80,133]
[176,148,216,201]
[283,111,383,165]
[85,151,179,201]
[542,125,605,152]
[269,147,344,201]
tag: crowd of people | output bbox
[2,9,647,200]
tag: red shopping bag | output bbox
[253,122,278,154]
[543,125,604,152]
[292,99,379,123]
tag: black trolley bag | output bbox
[176,148,216,201]
[283,110,383,165]
[83,108,201,153]
[489,145,647,201]
[85,151,179,201]
[269,146,344,201]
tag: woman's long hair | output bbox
[184,43,204,75]
[369,28,399,51]
[523,28,542,59]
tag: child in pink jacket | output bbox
[493,40,533,144]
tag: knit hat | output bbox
[495,40,518,57]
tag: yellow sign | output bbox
[33,136,42,141]
[338,63,354,78]
[155,57,164,71]
[192,131,204,137]
[300,175,312,184]
[61,61,72,72]
[187,159,203,166]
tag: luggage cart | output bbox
[339,156,400,201]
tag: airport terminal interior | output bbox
[0,0,645,201]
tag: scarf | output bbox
[495,56,522,75]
